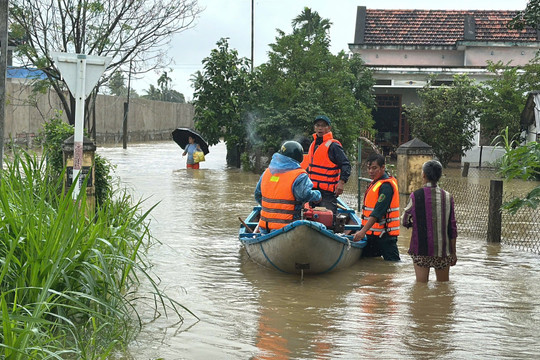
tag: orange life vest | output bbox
[361,176,400,236]
[259,168,306,231]
[307,132,341,193]
[300,153,310,170]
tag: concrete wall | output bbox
[462,145,505,167]
[354,45,537,68]
[358,49,465,67]
[464,47,537,67]
[5,81,194,146]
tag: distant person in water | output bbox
[255,141,321,234]
[401,160,458,282]
[182,136,202,169]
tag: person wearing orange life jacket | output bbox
[255,141,321,234]
[353,153,401,261]
[305,115,351,222]
[299,136,311,170]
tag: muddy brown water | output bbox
[99,141,540,359]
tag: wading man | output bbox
[353,153,400,261]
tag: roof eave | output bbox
[456,40,540,49]
[349,41,540,51]
[369,66,494,74]
[348,43,457,51]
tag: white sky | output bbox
[131,0,530,101]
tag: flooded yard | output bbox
[99,141,540,359]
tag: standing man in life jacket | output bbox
[305,115,351,223]
[255,141,321,233]
[353,153,401,261]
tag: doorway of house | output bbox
[373,94,403,157]
[373,95,401,155]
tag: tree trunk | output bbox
[226,143,242,168]
[68,94,76,125]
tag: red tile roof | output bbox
[361,9,537,46]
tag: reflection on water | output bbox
[98,141,540,359]
[404,283,457,359]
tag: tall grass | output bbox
[0,149,193,358]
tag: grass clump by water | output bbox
[0,149,193,359]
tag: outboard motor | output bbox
[334,213,348,233]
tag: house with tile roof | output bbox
[349,6,540,165]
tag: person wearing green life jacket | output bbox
[353,153,401,261]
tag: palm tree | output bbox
[291,7,332,42]
[142,72,185,103]
[157,71,173,92]
[142,84,161,100]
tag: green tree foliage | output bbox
[405,75,480,167]
[108,71,138,98]
[509,0,540,30]
[493,128,540,213]
[292,6,332,41]
[142,71,185,103]
[477,58,540,144]
[37,114,113,206]
[191,9,374,167]
[477,61,525,143]
[109,71,129,97]
[9,0,200,128]
[521,53,540,89]
[250,9,373,155]
[348,54,376,110]
[192,38,254,167]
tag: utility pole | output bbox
[0,0,8,176]
[250,0,254,72]
[123,60,132,149]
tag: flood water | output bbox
[98,141,540,360]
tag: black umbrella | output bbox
[172,128,209,155]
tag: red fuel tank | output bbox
[303,206,333,228]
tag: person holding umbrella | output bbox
[172,128,210,169]
[182,136,202,169]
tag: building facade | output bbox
[348,7,540,165]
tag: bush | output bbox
[0,148,193,358]
[493,127,540,213]
[36,114,114,206]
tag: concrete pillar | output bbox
[396,138,434,195]
[62,135,96,214]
